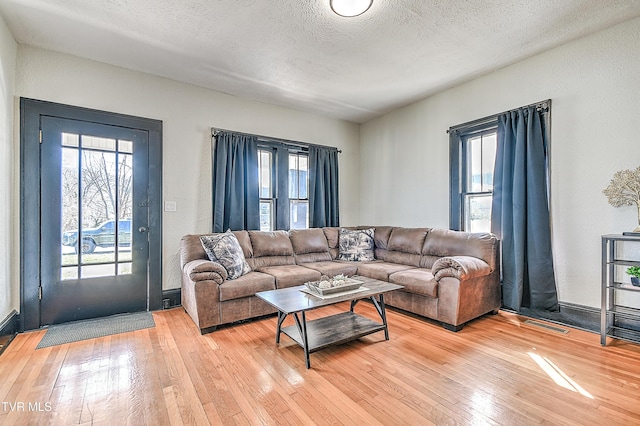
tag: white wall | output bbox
[360,17,640,308]
[14,46,361,293]
[0,14,16,321]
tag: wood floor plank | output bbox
[2,305,640,425]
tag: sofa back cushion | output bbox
[180,231,252,268]
[359,226,393,250]
[323,227,340,259]
[290,228,332,264]
[180,234,207,268]
[421,228,498,271]
[376,227,430,267]
[248,230,295,269]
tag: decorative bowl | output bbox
[304,277,364,296]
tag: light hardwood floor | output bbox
[1,303,640,425]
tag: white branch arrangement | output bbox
[603,166,640,232]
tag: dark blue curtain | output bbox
[491,106,558,311]
[212,132,260,232]
[308,146,340,227]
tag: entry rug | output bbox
[36,311,155,349]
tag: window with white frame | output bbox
[258,148,275,231]
[257,146,309,231]
[450,124,497,233]
[288,152,309,229]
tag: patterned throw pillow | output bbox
[337,228,375,261]
[200,231,251,280]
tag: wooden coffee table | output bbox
[256,276,403,369]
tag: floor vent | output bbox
[524,319,569,334]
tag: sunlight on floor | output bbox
[528,352,593,399]
[471,391,495,418]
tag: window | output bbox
[449,123,497,233]
[463,131,496,232]
[257,145,309,231]
[288,153,309,229]
[258,149,274,231]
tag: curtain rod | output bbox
[211,127,342,153]
[446,99,551,135]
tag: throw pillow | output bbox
[200,231,251,280]
[337,228,375,261]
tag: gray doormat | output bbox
[36,311,155,349]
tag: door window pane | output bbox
[60,133,135,279]
[60,266,78,280]
[81,135,116,151]
[118,140,133,154]
[118,263,132,275]
[81,264,115,279]
[61,145,79,267]
[81,149,117,264]
[62,132,79,148]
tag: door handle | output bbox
[139,227,148,233]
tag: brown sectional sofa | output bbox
[180,226,500,334]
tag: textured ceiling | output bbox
[2,0,640,123]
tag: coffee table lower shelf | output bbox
[281,311,386,354]
[256,279,403,368]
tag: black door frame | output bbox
[20,98,163,331]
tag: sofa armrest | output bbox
[185,259,227,284]
[432,256,491,282]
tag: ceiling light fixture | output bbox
[330,0,373,17]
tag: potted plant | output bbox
[626,266,640,286]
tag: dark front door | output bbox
[40,116,150,325]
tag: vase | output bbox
[632,277,640,287]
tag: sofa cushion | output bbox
[299,261,359,277]
[354,226,394,249]
[323,227,344,259]
[290,228,332,264]
[389,269,438,298]
[388,227,430,254]
[356,262,416,281]
[290,228,330,254]
[218,271,276,302]
[421,229,498,271]
[200,232,251,280]
[233,230,253,259]
[259,265,322,289]
[337,228,375,261]
[250,230,294,256]
[376,227,430,267]
[248,230,295,269]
